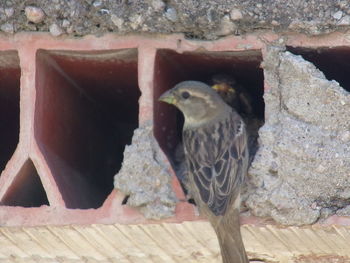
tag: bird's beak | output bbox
[159,90,177,105]
[212,83,235,93]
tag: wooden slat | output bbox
[118,224,176,263]
[72,225,124,259]
[22,227,76,259]
[95,224,150,262]
[46,226,106,260]
[0,222,350,262]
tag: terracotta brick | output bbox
[0,32,348,227]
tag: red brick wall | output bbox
[0,32,349,226]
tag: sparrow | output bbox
[211,74,263,161]
[211,74,253,117]
[159,81,249,263]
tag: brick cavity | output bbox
[287,46,350,91]
[34,49,140,209]
[0,51,20,174]
[1,159,49,207]
[153,49,264,164]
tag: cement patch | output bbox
[1,1,350,39]
[114,121,177,219]
[246,49,350,225]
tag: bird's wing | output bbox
[184,113,248,216]
[238,91,253,115]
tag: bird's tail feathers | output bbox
[213,212,249,263]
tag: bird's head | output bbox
[211,74,238,104]
[212,83,235,96]
[159,81,230,128]
[211,83,236,105]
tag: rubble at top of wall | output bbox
[1,0,350,39]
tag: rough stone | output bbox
[110,14,123,29]
[271,20,279,26]
[49,23,63,36]
[1,23,14,34]
[0,1,347,39]
[114,121,177,220]
[332,10,343,20]
[93,0,103,8]
[25,6,45,24]
[4,8,14,18]
[164,7,178,23]
[337,205,350,216]
[230,8,243,21]
[339,15,350,26]
[246,49,350,225]
[61,19,70,28]
[150,0,165,12]
[217,15,235,36]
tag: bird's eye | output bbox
[181,91,190,99]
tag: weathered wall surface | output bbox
[246,49,350,225]
[1,1,350,38]
[115,45,350,223]
[114,121,177,219]
[0,1,350,226]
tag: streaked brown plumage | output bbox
[211,74,263,163]
[159,81,249,263]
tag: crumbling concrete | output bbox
[114,121,177,219]
[0,1,350,39]
[0,0,349,227]
[246,49,350,225]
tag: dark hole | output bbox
[35,49,140,209]
[1,159,49,207]
[249,259,266,262]
[154,49,264,197]
[121,195,130,205]
[287,46,350,92]
[184,32,206,40]
[188,198,196,205]
[0,51,20,175]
